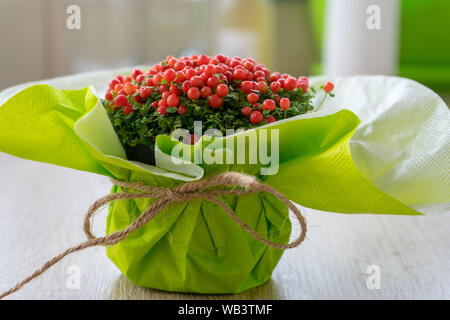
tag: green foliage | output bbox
[103,81,315,149]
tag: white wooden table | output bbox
[0,152,449,300]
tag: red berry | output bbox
[269,72,280,82]
[162,91,170,99]
[158,99,167,108]
[207,76,220,88]
[114,84,124,94]
[187,87,200,100]
[214,65,224,74]
[208,94,223,108]
[109,79,120,89]
[123,82,136,95]
[177,105,187,115]
[132,69,143,79]
[215,54,226,63]
[284,77,297,91]
[133,95,144,103]
[254,70,265,79]
[185,68,197,80]
[233,68,247,81]
[204,64,215,76]
[135,74,145,84]
[270,81,281,93]
[123,104,133,115]
[324,82,334,93]
[167,57,177,68]
[223,71,233,82]
[181,80,192,93]
[151,101,158,109]
[114,94,128,107]
[250,111,263,124]
[175,71,186,83]
[157,105,167,115]
[297,77,309,92]
[272,94,280,103]
[196,54,209,66]
[105,92,114,101]
[153,73,163,85]
[169,84,181,96]
[150,65,160,73]
[256,81,267,93]
[216,84,229,97]
[243,61,254,71]
[190,76,203,88]
[297,76,308,85]
[200,72,209,83]
[241,81,254,94]
[242,106,252,116]
[266,116,276,124]
[229,59,241,68]
[201,86,212,98]
[145,77,154,86]
[123,76,132,83]
[280,97,290,110]
[164,68,177,83]
[167,94,180,107]
[174,61,185,71]
[247,93,259,104]
[262,99,276,111]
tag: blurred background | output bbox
[1,0,449,99]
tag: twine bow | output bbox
[0,172,306,299]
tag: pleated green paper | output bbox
[0,84,421,293]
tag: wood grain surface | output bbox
[0,152,449,300]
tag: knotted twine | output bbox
[0,172,306,299]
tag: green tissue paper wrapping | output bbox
[0,71,448,293]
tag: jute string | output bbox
[0,172,306,299]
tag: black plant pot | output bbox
[123,144,155,166]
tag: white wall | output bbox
[0,0,45,89]
[0,0,317,90]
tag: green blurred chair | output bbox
[310,0,450,90]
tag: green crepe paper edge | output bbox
[155,111,421,216]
